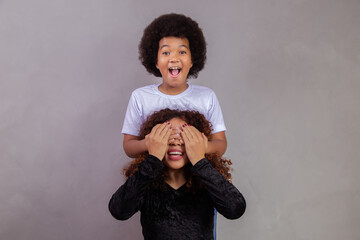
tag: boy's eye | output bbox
[179,51,187,54]
[162,52,170,55]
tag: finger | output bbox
[181,126,191,143]
[160,122,171,138]
[159,124,171,142]
[201,132,206,139]
[201,132,208,142]
[164,125,172,140]
[154,121,170,136]
[150,124,161,136]
[183,124,196,140]
[191,126,204,141]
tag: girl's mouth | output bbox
[167,149,183,160]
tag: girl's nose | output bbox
[169,137,183,145]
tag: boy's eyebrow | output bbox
[160,44,190,50]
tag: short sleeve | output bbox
[207,91,226,133]
[121,91,142,136]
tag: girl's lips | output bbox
[167,148,183,161]
[168,154,183,161]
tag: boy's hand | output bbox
[145,122,172,160]
[181,124,208,165]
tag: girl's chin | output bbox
[164,158,189,169]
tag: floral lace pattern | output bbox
[109,155,246,240]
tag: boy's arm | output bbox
[206,131,227,156]
[123,134,147,158]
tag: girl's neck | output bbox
[165,168,186,190]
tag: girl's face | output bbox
[156,37,193,95]
[163,117,189,170]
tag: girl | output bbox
[110,109,246,239]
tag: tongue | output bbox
[169,154,182,160]
[170,69,180,76]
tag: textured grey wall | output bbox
[1,0,359,239]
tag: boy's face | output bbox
[156,37,193,94]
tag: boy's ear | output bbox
[156,59,160,69]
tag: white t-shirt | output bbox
[121,84,226,136]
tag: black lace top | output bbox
[109,155,246,240]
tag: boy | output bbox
[122,13,227,158]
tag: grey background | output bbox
[1,0,359,239]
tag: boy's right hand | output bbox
[145,122,172,160]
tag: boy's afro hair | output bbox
[139,13,207,79]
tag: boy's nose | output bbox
[170,58,179,63]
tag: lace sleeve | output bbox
[108,155,164,220]
[192,158,246,219]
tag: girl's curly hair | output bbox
[123,108,232,192]
[139,13,207,79]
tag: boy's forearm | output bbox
[123,135,147,158]
[207,139,227,156]
[206,131,227,156]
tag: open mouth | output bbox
[169,67,181,77]
[167,149,183,160]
